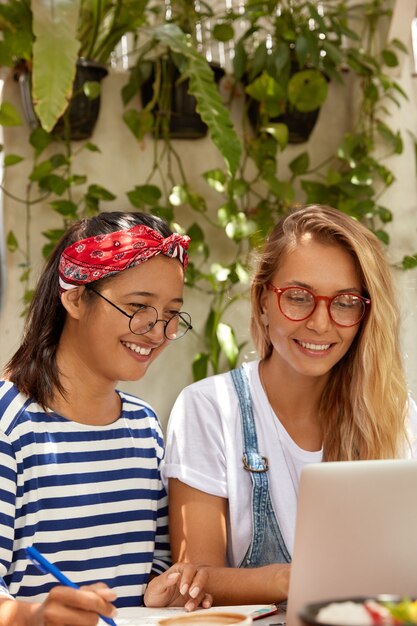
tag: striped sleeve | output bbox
[0,429,17,597]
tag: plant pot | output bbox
[140,58,225,140]
[247,98,321,144]
[17,58,108,141]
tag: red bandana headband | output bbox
[58,224,190,293]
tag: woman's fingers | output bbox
[145,563,212,610]
[175,563,209,599]
[41,584,117,625]
[167,563,212,611]
[184,592,213,612]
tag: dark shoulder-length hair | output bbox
[3,211,173,408]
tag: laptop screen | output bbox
[286,459,417,626]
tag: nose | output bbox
[305,300,333,333]
[143,319,167,343]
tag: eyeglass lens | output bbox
[280,288,365,326]
[129,307,192,339]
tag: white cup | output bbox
[158,610,253,626]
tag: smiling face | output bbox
[260,234,363,382]
[61,254,186,386]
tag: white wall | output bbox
[1,9,416,428]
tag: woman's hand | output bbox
[144,564,213,612]
[32,582,117,625]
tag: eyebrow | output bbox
[125,291,184,305]
[282,280,362,294]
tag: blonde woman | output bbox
[163,204,417,605]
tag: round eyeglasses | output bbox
[267,284,371,328]
[87,287,192,340]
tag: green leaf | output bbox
[374,229,389,245]
[0,101,22,126]
[262,123,288,150]
[402,255,417,270]
[86,184,116,201]
[212,23,234,43]
[391,38,408,54]
[216,323,239,368]
[149,24,241,176]
[6,230,19,252]
[84,142,101,152]
[187,222,205,243]
[83,80,101,100]
[187,190,207,212]
[39,174,69,195]
[250,42,268,79]
[377,206,393,223]
[245,71,285,106]
[49,199,78,218]
[42,243,56,259]
[210,263,231,282]
[169,185,189,206]
[225,213,257,241]
[29,127,53,154]
[381,49,398,68]
[409,130,417,177]
[234,261,250,284]
[264,176,295,204]
[203,168,227,193]
[376,121,403,154]
[288,70,328,112]
[192,352,209,381]
[295,35,309,68]
[350,166,373,186]
[289,151,310,175]
[127,184,162,208]
[230,178,249,198]
[69,174,87,186]
[218,200,237,227]
[0,1,33,67]
[123,108,154,141]
[150,206,174,223]
[42,228,66,244]
[4,154,24,167]
[233,39,247,81]
[32,0,81,132]
[30,159,54,181]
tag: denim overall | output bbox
[230,365,292,568]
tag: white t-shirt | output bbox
[162,360,417,567]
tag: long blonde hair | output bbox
[251,204,409,460]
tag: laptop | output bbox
[286,459,417,626]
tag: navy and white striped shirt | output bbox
[0,380,170,608]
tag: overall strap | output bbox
[230,365,269,565]
[230,365,291,567]
[230,366,269,473]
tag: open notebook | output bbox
[286,459,417,626]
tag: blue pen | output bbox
[26,546,117,626]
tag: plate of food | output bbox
[299,595,417,626]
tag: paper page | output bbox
[109,604,280,626]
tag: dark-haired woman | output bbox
[0,211,211,626]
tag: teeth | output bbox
[123,341,151,356]
[298,341,331,351]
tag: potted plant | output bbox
[122,21,240,174]
[122,0,229,139]
[0,0,149,139]
[222,0,355,143]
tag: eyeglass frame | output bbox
[267,283,371,328]
[86,286,192,340]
